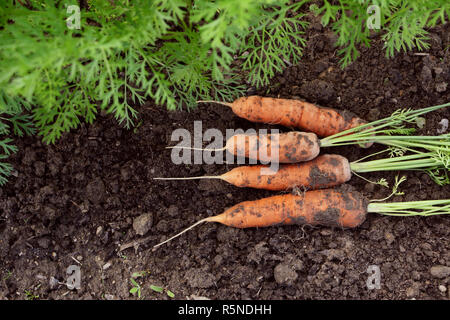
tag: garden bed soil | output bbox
[0,19,449,300]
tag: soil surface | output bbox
[1,17,449,300]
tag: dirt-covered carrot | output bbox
[208,189,368,228]
[155,154,351,190]
[228,131,320,163]
[153,187,450,249]
[198,96,367,137]
[169,102,450,163]
[153,188,367,249]
[170,131,320,163]
[155,150,450,190]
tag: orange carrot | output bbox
[169,131,320,163]
[198,96,367,138]
[153,188,368,249]
[228,131,319,163]
[155,154,351,191]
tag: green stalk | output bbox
[349,147,449,185]
[322,134,450,153]
[367,199,450,216]
[377,137,450,152]
[349,152,447,173]
[320,101,450,148]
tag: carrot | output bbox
[153,188,368,249]
[198,96,367,138]
[155,154,351,190]
[228,131,320,163]
[159,143,450,190]
[169,101,450,164]
[170,131,320,163]
[153,174,450,249]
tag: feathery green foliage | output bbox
[0,0,307,184]
[0,90,35,185]
[315,0,450,67]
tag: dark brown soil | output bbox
[1,18,449,300]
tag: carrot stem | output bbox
[320,101,450,149]
[368,199,450,216]
[350,152,447,173]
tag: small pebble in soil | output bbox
[438,285,447,293]
[132,213,153,236]
[274,263,298,286]
[420,65,433,93]
[85,177,106,204]
[96,226,103,236]
[406,282,420,298]
[430,265,450,278]
[435,82,447,93]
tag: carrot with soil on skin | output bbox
[169,131,320,163]
[198,96,368,138]
[155,154,352,190]
[169,102,450,163]
[152,186,450,249]
[153,188,368,249]
[154,149,450,190]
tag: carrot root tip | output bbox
[152,217,214,249]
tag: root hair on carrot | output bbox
[166,146,226,152]
[153,176,221,181]
[153,217,215,250]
